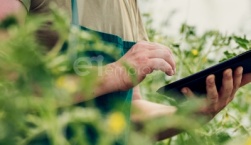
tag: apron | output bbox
[70,0,135,144]
[27,1,134,145]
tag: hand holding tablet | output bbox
[157,50,251,101]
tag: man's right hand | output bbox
[110,41,176,91]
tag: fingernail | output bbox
[239,67,243,73]
[209,78,214,84]
[182,88,187,94]
[172,70,175,75]
[168,70,174,75]
[227,69,232,74]
[208,75,214,84]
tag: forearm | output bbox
[93,63,125,96]
[131,100,180,140]
[131,100,177,121]
[71,62,128,102]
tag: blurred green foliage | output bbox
[0,4,251,145]
[141,11,251,145]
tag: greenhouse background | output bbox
[138,0,251,144]
[139,0,251,36]
[0,0,251,145]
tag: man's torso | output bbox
[20,0,148,46]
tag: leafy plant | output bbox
[0,3,251,145]
[141,12,251,145]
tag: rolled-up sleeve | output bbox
[18,0,31,12]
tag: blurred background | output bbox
[139,0,251,37]
[0,1,251,145]
[137,1,251,144]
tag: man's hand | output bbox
[241,73,251,87]
[130,67,251,141]
[181,67,248,119]
[111,41,176,91]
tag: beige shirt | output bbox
[20,0,148,48]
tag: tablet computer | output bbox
[157,50,251,101]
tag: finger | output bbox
[241,73,251,87]
[132,41,155,53]
[148,49,176,72]
[135,41,176,72]
[220,69,233,99]
[226,67,243,102]
[138,41,161,50]
[181,87,196,99]
[147,58,174,76]
[233,67,243,92]
[206,75,219,105]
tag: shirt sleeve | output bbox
[18,0,31,12]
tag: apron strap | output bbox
[71,0,79,25]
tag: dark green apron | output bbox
[28,1,134,145]
[70,0,134,144]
